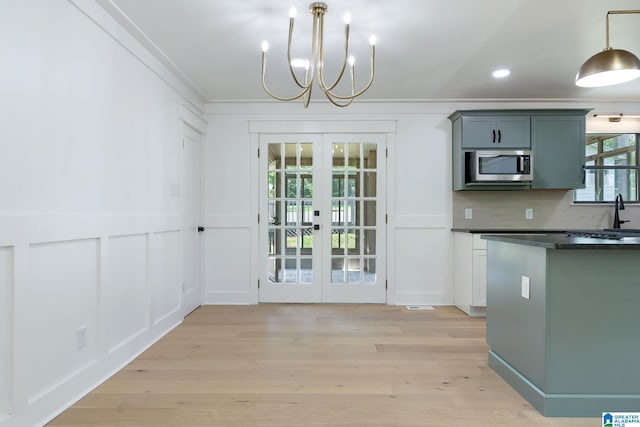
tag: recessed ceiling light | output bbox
[492,69,511,78]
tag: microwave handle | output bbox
[518,156,524,173]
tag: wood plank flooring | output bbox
[47,305,595,426]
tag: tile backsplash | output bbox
[452,190,640,230]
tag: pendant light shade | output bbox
[575,48,640,87]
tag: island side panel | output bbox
[546,249,640,395]
[486,240,548,390]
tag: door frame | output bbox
[250,120,396,304]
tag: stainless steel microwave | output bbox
[467,150,533,182]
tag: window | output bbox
[574,133,639,203]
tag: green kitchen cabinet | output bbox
[449,109,590,191]
[484,235,640,416]
[460,115,530,148]
[531,115,586,189]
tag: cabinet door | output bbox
[471,250,487,307]
[461,116,498,148]
[461,115,530,148]
[496,116,530,148]
[531,116,585,189]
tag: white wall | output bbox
[0,1,205,425]
[202,100,640,306]
[202,102,456,306]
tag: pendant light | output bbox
[575,10,640,87]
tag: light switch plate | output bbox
[521,276,530,300]
[464,208,473,220]
[525,208,533,220]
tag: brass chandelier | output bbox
[261,2,376,108]
[575,10,640,87]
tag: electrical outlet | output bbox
[521,276,530,300]
[77,326,87,350]
[464,208,473,220]
[525,208,533,220]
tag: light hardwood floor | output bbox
[47,305,595,426]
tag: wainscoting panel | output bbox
[0,247,13,420]
[392,227,453,305]
[105,234,148,353]
[204,227,252,304]
[18,239,99,403]
[150,231,181,324]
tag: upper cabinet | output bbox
[461,115,530,148]
[449,109,590,191]
[531,115,586,189]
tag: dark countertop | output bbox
[481,232,640,249]
[451,228,569,234]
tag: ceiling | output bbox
[99,0,640,103]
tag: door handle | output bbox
[492,130,496,143]
[498,129,502,143]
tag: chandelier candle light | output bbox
[261,2,376,108]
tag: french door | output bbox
[259,133,386,303]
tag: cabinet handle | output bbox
[492,130,496,143]
[498,129,502,143]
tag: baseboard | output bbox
[489,350,640,417]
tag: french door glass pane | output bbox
[331,257,346,283]
[364,143,377,168]
[268,257,281,282]
[363,201,376,226]
[363,257,376,283]
[363,229,376,255]
[284,258,297,282]
[300,258,313,283]
[363,172,376,197]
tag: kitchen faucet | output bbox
[612,193,628,229]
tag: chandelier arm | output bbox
[286,17,308,89]
[261,53,312,102]
[302,83,313,108]
[324,45,375,100]
[324,91,354,107]
[306,7,320,89]
[317,19,350,92]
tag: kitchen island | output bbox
[482,233,640,416]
